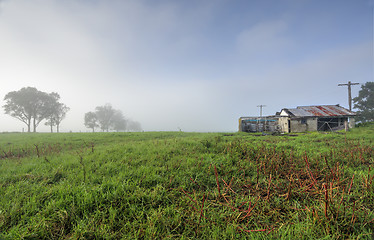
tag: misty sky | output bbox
[0,0,373,132]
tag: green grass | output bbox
[0,126,373,239]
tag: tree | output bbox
[52,103,70,133]
[95,104,116,132]
[3,87,52,132]
[44,93,70,133]
[44,96,70,133]
[44,93,60,132]
[111,110,127,132]
[84,112,99,132]
[353,82,374,122]
[127,120,142,132]
[84,104,128,132]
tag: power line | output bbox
[338,81,359,111]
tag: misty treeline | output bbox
[353,81,374,122]
[84,104,142,132]
[3,87,142,133]
[3,87,69,133]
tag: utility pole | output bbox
[257,105,266,117]
[338,81,359,111]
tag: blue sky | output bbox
[0,0,373,132]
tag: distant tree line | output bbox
[84,104,142,132]
[3,87,69,132]
[2,84,372,132]
[2,87,142,133]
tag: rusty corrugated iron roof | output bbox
[283,105,355,117]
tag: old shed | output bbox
[239,116,280,132]
[278,105,356,133]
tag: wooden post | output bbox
[338,81,359,111]
[344,120,348,132]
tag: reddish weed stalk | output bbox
[323,183,328,219]
[214,165,221,196]
[196,194,206,232]
[347,174,355,195]
[304,154,317,185]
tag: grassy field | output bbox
[0,125,373,239]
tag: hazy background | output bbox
[0,0,373,132]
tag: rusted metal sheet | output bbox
[285,105,355,117]
[324,105,352,115]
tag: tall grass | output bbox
[0,127,373,239]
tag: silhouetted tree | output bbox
[95,104,116,132]
[84,104,128,132]
[353,82,374,122]
[127,120,142,132]
[44,92,59,132]
[53,103,70,133]
[44,92,70,133]
[84,111,99,132]
[111,110,126,132]
[3,87,56,132]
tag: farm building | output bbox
[238,116,280,132]
[239,105,356,133]
[278,105,356,133]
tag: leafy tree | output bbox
[353,82,374,122]
[44,92,70,133]
[95,104,116,132]
[3,87,34,132]
[127,120,142,132]
[84,112,99,132]
[111,110,127,132]
[3,87,53,132]
[84,104,128,132]
[44,93,59,133]
[52,103,70,133]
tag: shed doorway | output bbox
[317,117,346,131]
